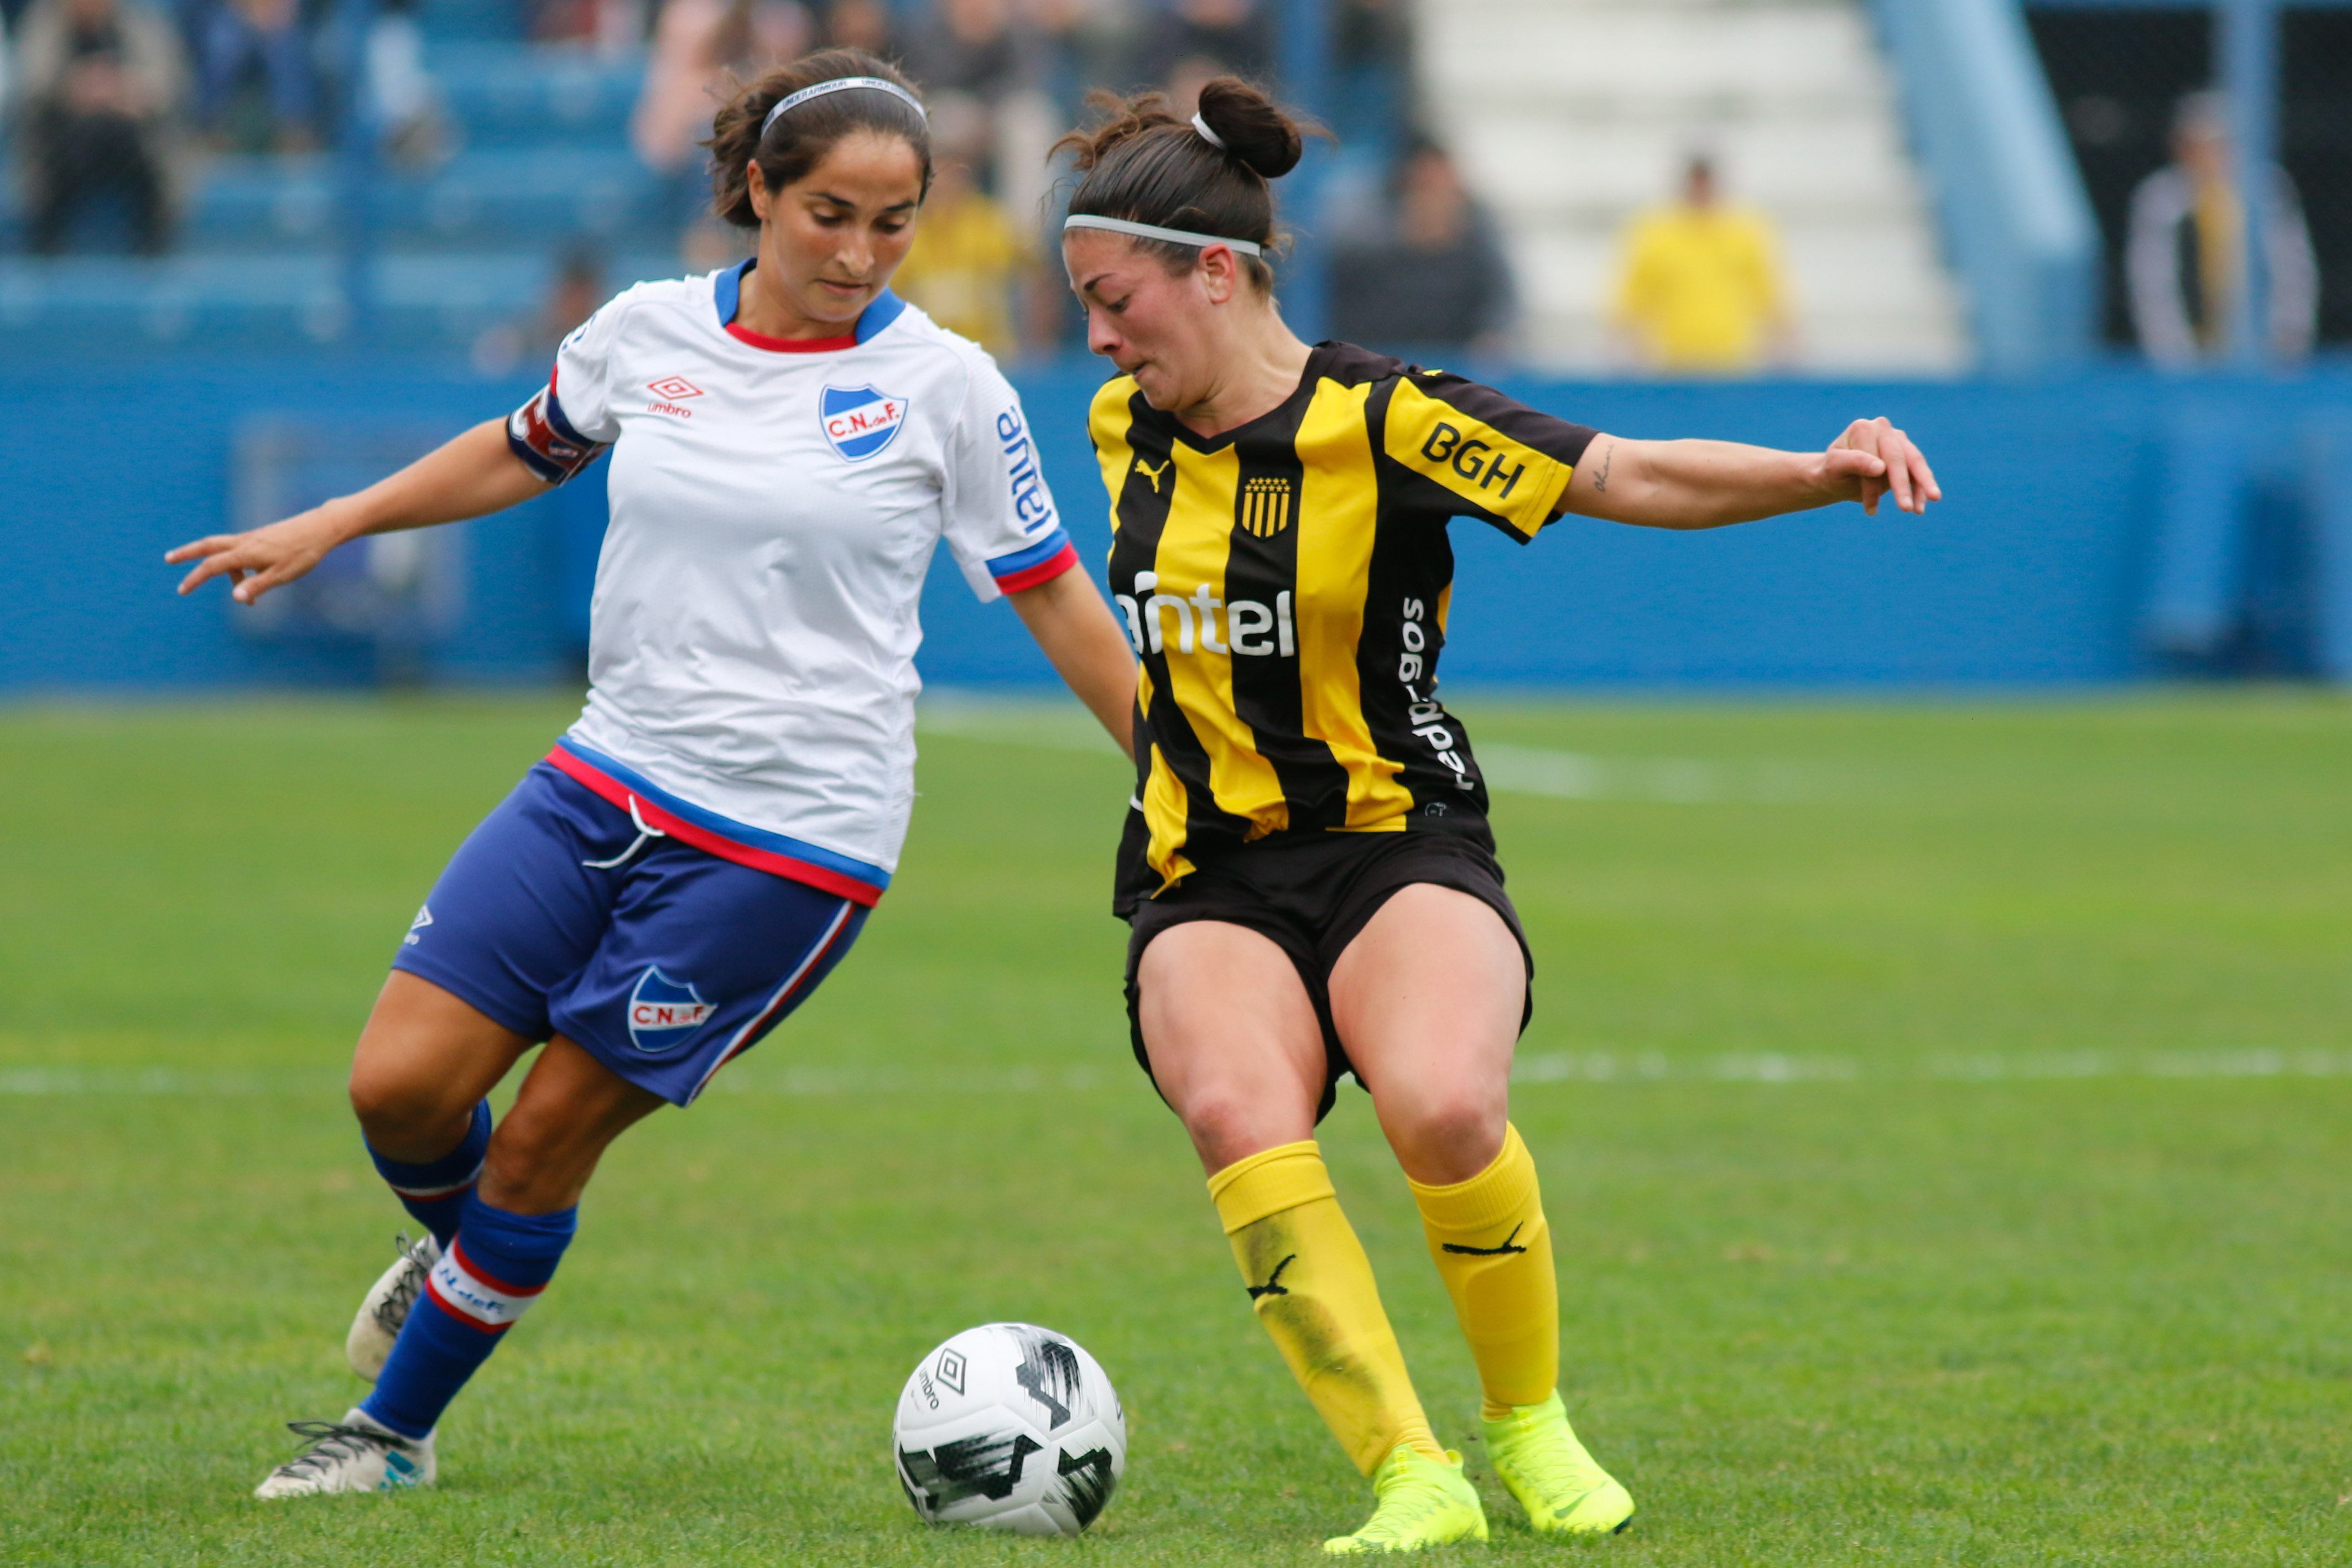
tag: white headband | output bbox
[1062,214,1263,257]
[761,76,927,138]
[1190,112,1226,150]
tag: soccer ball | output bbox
[891,1322,1127,1535]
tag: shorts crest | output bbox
[627,966,715,1053]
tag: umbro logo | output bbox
[1247,1254,1296,1299]
[1441,1223,1528,1257]
[647,376,703,399]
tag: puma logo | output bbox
[1133,457,1170,493]
[1247,1254,1297,1299]
[1441,1223,1528,1257]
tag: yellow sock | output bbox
[1208,1140,1444,1474]
[1407,1122,1559,1421]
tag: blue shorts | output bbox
[392,762,870,1105]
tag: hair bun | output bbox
[1195,78,1305,179]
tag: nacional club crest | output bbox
[821,384,910,462]
[627,967,716,1053]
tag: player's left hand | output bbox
[1820,417,1942,517]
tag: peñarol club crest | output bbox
[821,385,910,462]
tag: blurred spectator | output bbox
[1330,0,1410,154]
[473,246,606,376]
[892,93,1028,358]
[819,0,888,53]
[1142,0,1272,86]
[1328,136,1515,356]
[2127,91,2317,367]
[1162,53,1222,117]
[17,0,186,254]
[1032,0,1135,108]
[524,0,647,48]
[905,0,1032,103]
[526,0,597,43]
[192,0,319,152]
[904,0,1054,236]
[1611,154,1788,376]
[366,0,448,169]
[634,0,808,174]
[634,0,810,252]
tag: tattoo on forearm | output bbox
[1591,442,1613,493]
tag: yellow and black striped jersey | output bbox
[1091,341,1598,898]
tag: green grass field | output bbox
[3,693,2349,1566]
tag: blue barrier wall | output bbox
[7,355,2352,694]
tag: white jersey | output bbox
[505,263,1076,905]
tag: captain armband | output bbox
[506,381,611,485]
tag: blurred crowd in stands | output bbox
[0,0,1537,366]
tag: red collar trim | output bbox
[725,319,859,353]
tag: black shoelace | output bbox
[276,1421,393,1477]
[371,1232,433,1335]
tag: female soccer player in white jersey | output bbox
[1057,81,1941,1553]
[166,50,1138,1498]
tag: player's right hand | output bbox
[166,507,349,606]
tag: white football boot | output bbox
[347,1232,440,1382]
[253,1408,436,1497]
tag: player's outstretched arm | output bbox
[1563,416,1942,531]
[166,418,545,605]
[1008,569,1140,762]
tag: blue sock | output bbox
[366,1101,491,1246]
[361,1190,577,1440]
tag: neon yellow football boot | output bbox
[1482,1392,1635,1535]
[1321,1443,1489,1555]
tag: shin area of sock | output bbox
[365,1100,492,1245]
[1407,1122,1559,1414]
[360,1192,577,1439]
[1208,1140,1444,1472]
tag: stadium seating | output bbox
[1418,0,1970,373]
[0,27,678,355]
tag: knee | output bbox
[1179,1090,1297,1175]
[1387,1095,1507,1186]
[347,1061,465,1149]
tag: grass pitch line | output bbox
[1511,1049,2352,1083]
[13,1050,2352,1098]
[916,700,1838,803]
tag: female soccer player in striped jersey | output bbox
[1058,80,1941,1554]
[167,50,1137,1498]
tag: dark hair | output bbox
[706,49,932,230]
[1055,78,1313,291]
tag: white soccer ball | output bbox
[891,1322,1127,1536]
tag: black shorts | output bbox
[1117,817,1533,1124]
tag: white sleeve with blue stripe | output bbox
[939,358,1078,603]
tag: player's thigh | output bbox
[1135,919,1328,1173]
[1327,883,1525,1185]
[479,1034,665,1216]
[350,971,538,1155]
[358,762,629,1144]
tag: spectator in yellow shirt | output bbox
[1612,155,1790,374]
[891,92,1030,359]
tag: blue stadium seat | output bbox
[1,19,681,352]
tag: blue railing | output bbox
[1869,0,2102,374]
